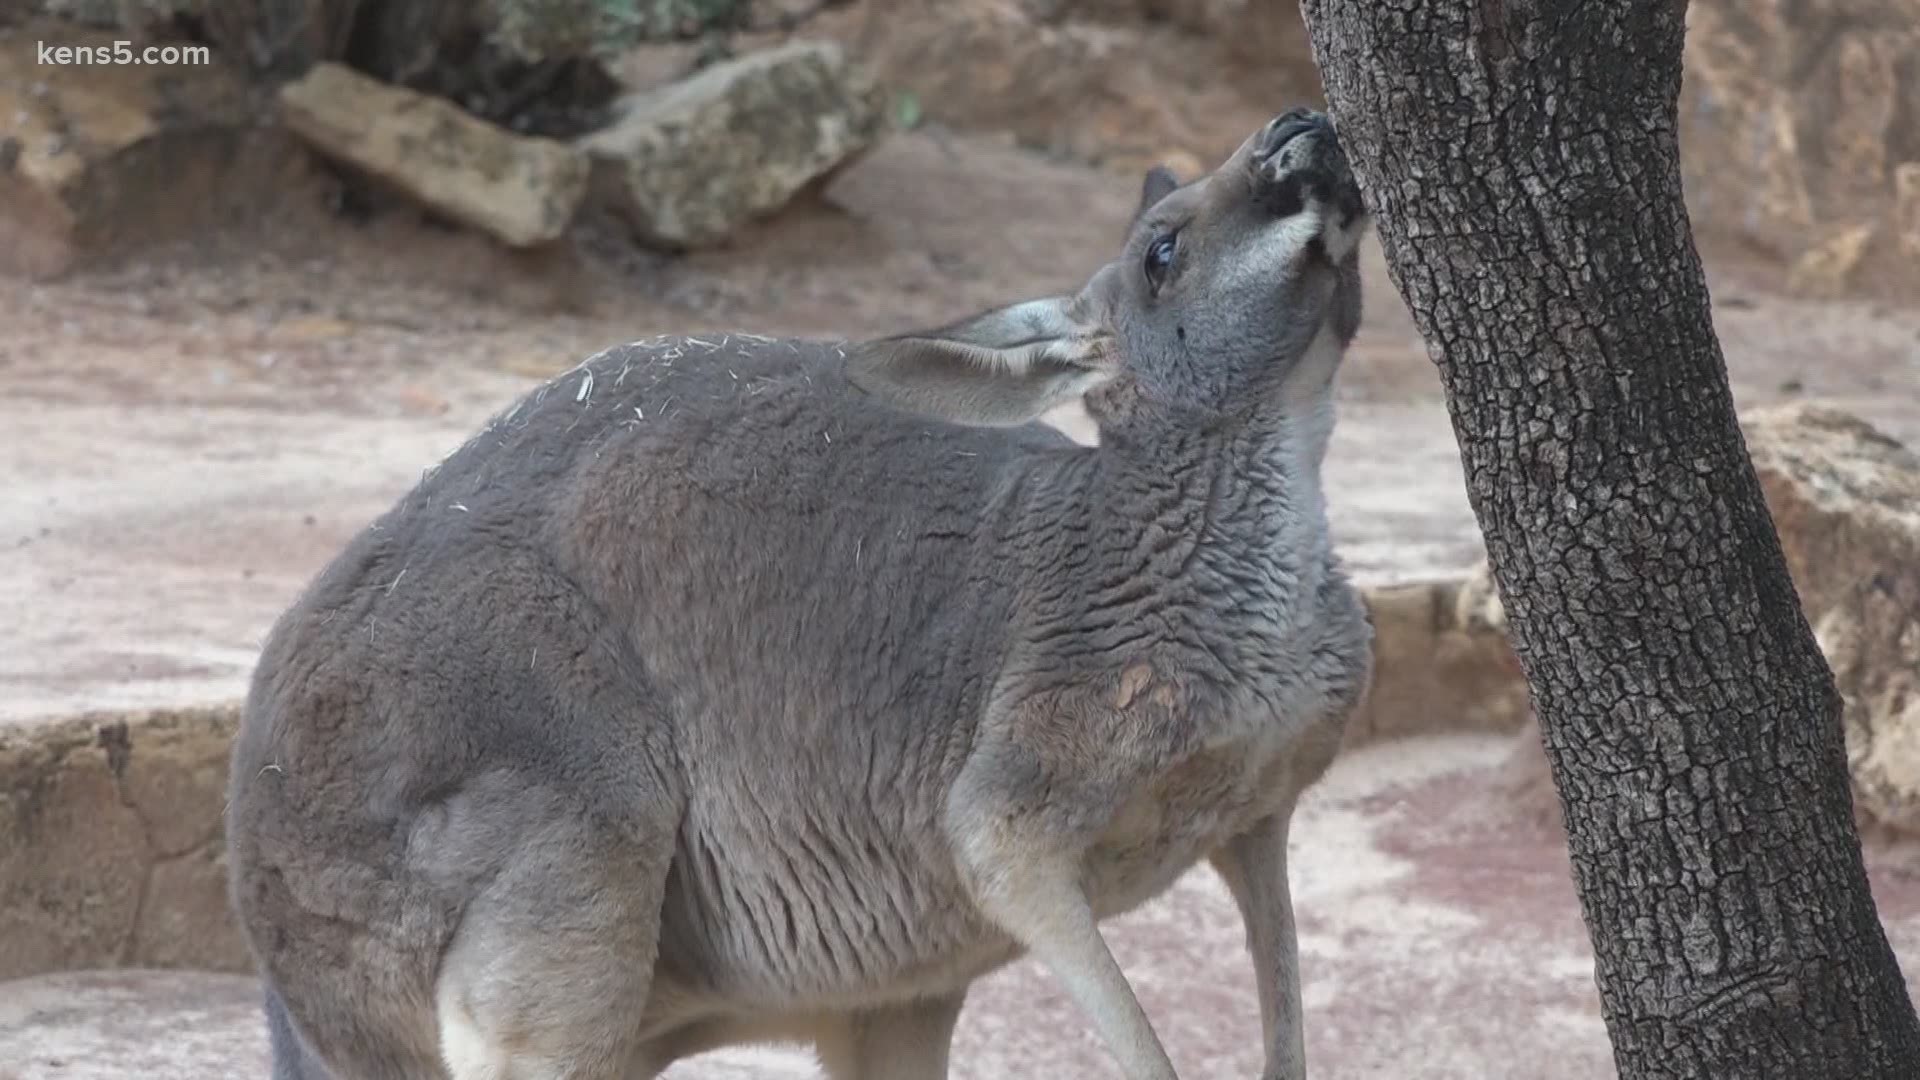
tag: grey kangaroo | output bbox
[226,108,1374,1080]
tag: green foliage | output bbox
[486,0,752,61]
[891,90,923,131]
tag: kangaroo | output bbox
[226,108,1374,1080]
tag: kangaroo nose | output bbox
[1256,108,1326,161]
[1248,109,1361,222]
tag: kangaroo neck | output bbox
[1098,399,1332,570]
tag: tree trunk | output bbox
[1298,1,1920,1076]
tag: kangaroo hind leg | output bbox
[434,805,675,1080]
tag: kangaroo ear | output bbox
[846,297,1113,427]
[1133,165,1181,228]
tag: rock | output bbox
[1452,558,1507,634]
[579,40,884,249]
[0,723,148,979]
[34,0,198,34]
[1745,404,1920,836]
[1786,224,1876,298]
[111,707,233,857]
[1150,148,1209,185]
[795,0,1319,174]
[1154,0,1319,72]
[1679,1,1920,299]
[0,706,243,981]
[1896,162,1920,260]
[1012,0,1315,73]
[1744,405,1919,610]
[1345,577,1532,747]
[132,841,253,973]
[607,41,706,92]
[1493,404,1920,837]
[0,20,294,279]
[278,61,591,248]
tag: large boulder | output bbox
[1494,404,1920,836]
[0,20,293,279]
[1745,404,1920,836]
[1680,1,1920,300]
[579,40,884,249]
[278,62,592,248]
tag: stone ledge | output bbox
[1348,572,1529,747]
[0,704,250,982]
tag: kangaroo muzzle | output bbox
[1249,108,1365,231]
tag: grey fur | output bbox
[226,109,1375,1080]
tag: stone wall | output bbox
[0,707,252,981]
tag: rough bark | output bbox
[1298,1,1920,1076]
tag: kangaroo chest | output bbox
[1078,718,1312,916]
[1071,585,1371,915]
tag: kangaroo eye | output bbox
[1143,234,1178,290]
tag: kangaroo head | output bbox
[847,108,1369,429]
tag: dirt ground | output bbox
[2,124,1918,1076]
